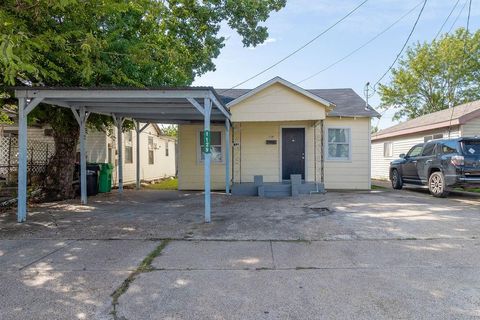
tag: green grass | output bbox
[144,178,178,190]
[371,184,387,190]
[454,187,480,193]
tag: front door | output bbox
[282,128,305,180]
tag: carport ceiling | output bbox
[14,87,230,123]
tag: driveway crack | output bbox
[110,239,170,320]
[270,241,276,269]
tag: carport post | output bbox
[17,98,28,222]
[225,119,230,194]
[204,98,212,223]
[114,115,124,193]
[135,121,149,190]
[17,96,43,222]
[72,107,90,205]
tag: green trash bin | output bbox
[98,163,114,193]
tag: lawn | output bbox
[144,178,178,190]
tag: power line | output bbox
[296,0,423,85]
[447,0,469,34]
[434,0,461,40]
[219,0,370,94]
[372,0,428,91]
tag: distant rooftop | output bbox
[372,100,480,141]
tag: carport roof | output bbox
[13,86,230,123]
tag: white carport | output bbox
[14,87,231,223]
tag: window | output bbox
[422,142,436,156]
[148,136,154,165]
[107,143,113,164]
[461,140,480,155]
[199,131,222,162]
[424,133,443,142]
[327,128,350,160]
[165,141,169,157]
[407,144,423,157]
[125,131,133,163]
[440,141,458,154]
[383,142,393,157]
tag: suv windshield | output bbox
[461,140,480,157]
[407,144,423,157]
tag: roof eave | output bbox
[372,119,461,141]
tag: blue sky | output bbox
[193,0,480,129]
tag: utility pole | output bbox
[364,82,370,109]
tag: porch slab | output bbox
[152,240,274,270]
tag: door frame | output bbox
[279,125,308,181]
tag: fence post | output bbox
[7,134,12,184]
[45,144,49,179]
[29,146,34,186]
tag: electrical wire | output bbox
[219,0,370,94]
[433,0,461,40]
[372,0,428,91]
[296,0,423,85]
[447,0,469,34]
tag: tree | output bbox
[0,0,285,200]
[379,28,480,121]
[159,124,178,138]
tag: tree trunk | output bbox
[44,128,79,201]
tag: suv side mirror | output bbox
[399,153,406,158]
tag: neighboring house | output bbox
[371,100,480,180]
[0,122,176,185]
[178,77,380,192]
[86,123,176,185]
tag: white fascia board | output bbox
[226,76,335,110]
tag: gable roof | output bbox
[372,100,480,141]
[216,77,380,118]
[224,77,335,110]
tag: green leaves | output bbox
[379,28,480,121]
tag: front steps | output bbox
[231,174,325,197]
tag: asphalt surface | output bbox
[1,188,479,319]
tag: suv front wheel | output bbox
[391,169,403,190]
[428,171,449,197]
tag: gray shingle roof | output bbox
[215,88,380,118]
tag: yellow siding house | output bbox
[178,77,380,194]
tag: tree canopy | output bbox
[0,0,285,199]
[378,28,480,121]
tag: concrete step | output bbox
[263,184,291,198]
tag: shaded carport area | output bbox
[14,87,231,223]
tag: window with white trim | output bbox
[424,133,443,142]
[383,142,393,157]
[148,136,154,165]
[327,128,351,160]
[199,130,223,162]
[125,131,133,163]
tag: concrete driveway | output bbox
[1,189,480,319]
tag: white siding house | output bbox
[371,100,480,180]
[178,77,380,192]
[1,122,176,186]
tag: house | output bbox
[371,100,480,180]
[0,122,176,185]
[178,77,380,193]
[86,124,176,185]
